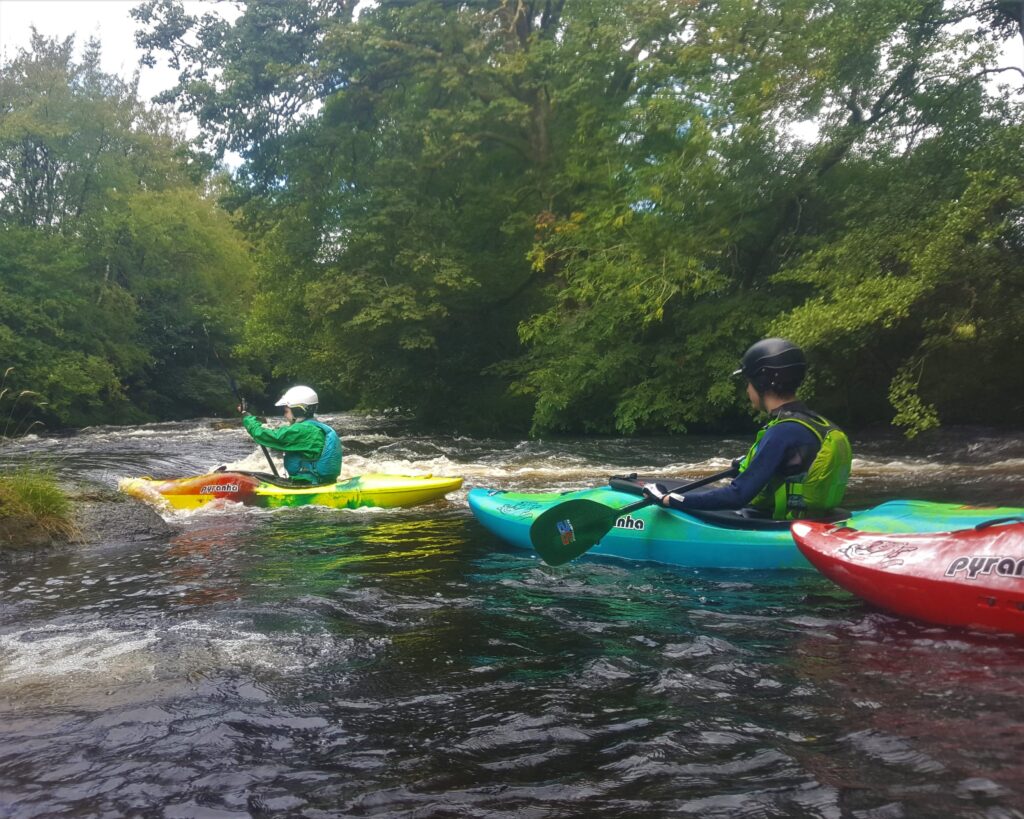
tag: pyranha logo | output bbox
[201,484,240,494]
[614,514,645,531]
[945,555,1024,579]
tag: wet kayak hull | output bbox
[791,518,1024,634]
[468,484,1024,570]
[122,471,463,511]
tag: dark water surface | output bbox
[2,416,1024,818]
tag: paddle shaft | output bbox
[203,324,280,478]
[530,465,740,566]
[613,467,739,517]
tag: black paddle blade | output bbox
[530,499,625,565]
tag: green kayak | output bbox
[468,475,1024,569]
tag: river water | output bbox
[1,414,1024,818]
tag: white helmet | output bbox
[275,385,319,408]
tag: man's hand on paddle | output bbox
[642,482,670,505]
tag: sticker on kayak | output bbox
[946,555,1024,579]
[498,501,544,518]
[838,539,917,569]
[200,484,240,494]
[556,519,576,546]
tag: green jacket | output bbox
[242,414,326,483]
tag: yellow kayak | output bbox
[121,471,464,511]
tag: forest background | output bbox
[1,0,1022,438]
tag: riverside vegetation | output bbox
[0,374,76,548]
[0,379,62,546]
[0,467,77,548]
[0,375,169,549]
[2,1,1023,438]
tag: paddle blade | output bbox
[530,499,624,565]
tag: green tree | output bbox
[0,33,257,426]
[516,0,1024,435]
[134,0,1024,435]
[137,0,578,427]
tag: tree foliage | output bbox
[0,33,257,426]
[73,0,1024,434]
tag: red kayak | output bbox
[791,516,1024,636]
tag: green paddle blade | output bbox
[528,467,735,566]
[530,499,632,565]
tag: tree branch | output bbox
[972,64,1024,80]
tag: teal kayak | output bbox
[468,476,1024,570]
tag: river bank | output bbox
[0,478,171,550]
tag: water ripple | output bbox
[2,422,1024,816]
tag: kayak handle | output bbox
[974,516,1024,530]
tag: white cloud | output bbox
[0,0,238,161]
[0,0,214,102]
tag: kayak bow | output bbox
[792,517,1024,635]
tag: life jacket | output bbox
[737,408,852,520]
[283,418,342,485]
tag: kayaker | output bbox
[643,338,853,519]
[239,386,342,485]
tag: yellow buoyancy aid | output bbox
[738,410,853,519]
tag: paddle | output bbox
[530,466,739,566]
[202,324,280,478]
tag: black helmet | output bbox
[733,338,807,394]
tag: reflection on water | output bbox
[0,416,1023,816]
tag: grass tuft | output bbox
[0,467,79,541]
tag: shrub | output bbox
[0,467,78,541]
